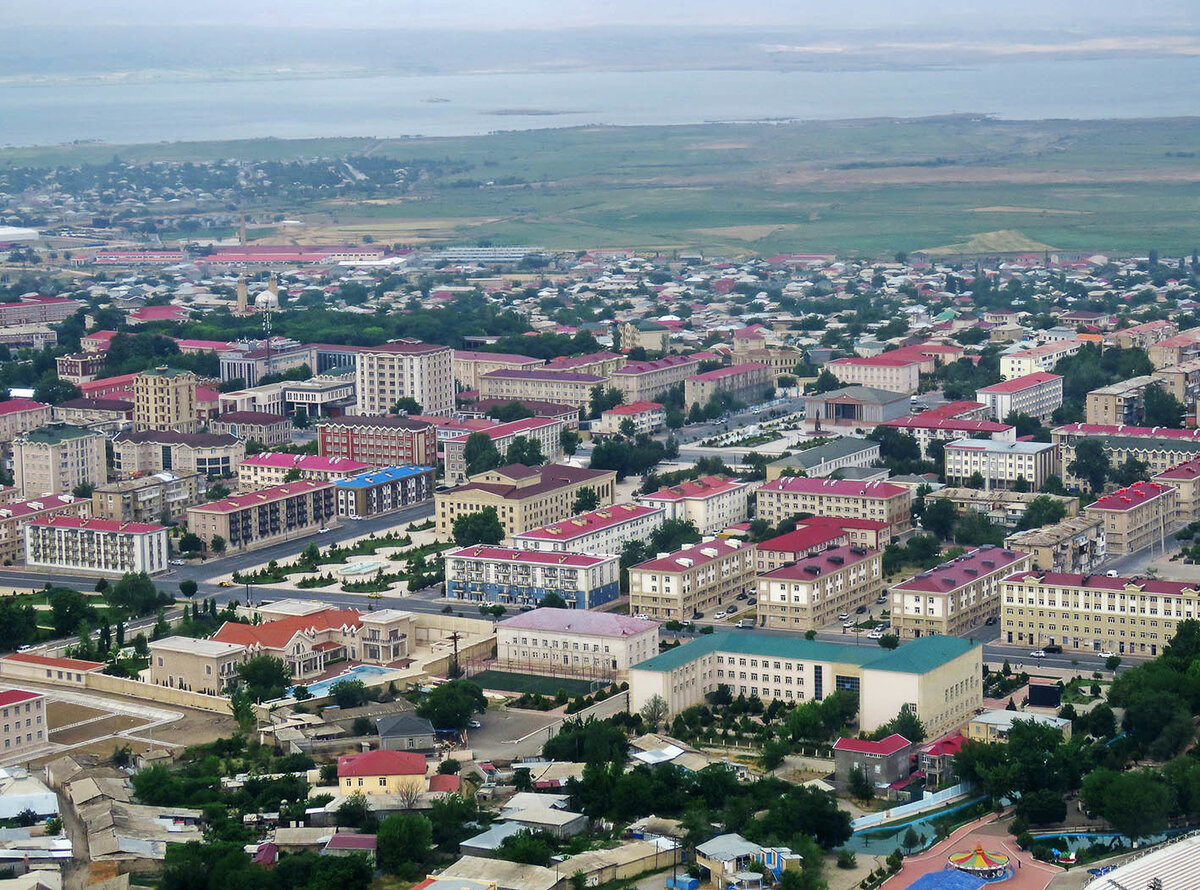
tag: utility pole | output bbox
[448,631,462,678]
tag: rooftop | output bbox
[772,437,879,470]
[212,608,362,650]
[28,516,164,534]
[1006,339,1082,358]
[1087,480,1173,512]
[1155,454,1200,481]
[0,399,49,416]
[832,733,911,756]
[240,453,373,472]
[481,368,605,383]
[444,416,559,442]
[515,503,663,541]
[498,609,658,637]
[892,547,1029,593]
[759,477,907,498]
[18,423,101,445]
[317,415,434,432]
[804,385,909,404]
[756,525,848,554]
[760,545,877,579]
[2,652,104,672]
[447,546,613,568]
[687,361,768,381]
[213,411,288,425]
[884,417,1012,434]
[337,749,426,777]
[149,636,245,657]
[449,463,612,501]
[335,466,434,489]
[632,538,747,573]
[976,371,1063,394]
[603,401,665,415]
[0,494,85,521]
[943,439,1055,454]
[611,354,701,375]
[640,475,746,501]
[190,479,333,514]
[971,710,1071,732]
[0,690,42,708]
[1005,570,1200,596]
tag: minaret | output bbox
[236,276,248,314]
[268,274,279,300]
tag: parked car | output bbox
[468,720,482,729]
[985,616,998,625]
[714,610,728,620]
[1105,570,1119,578]
[746,597,757,606]
[855,605,867,614]
[1099,649,1117,658]
[318,526,331,534]
[736,619,754,629]
[838,613,850,621]
[736,592,748,601]
[727,605,738,614]
[843,620,856,628]
[1044,645,1063,654]
[1030,649,1046,658]
[868,629,885,640]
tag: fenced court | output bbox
[470,670,602,698]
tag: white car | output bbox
[843,620,856,629]
[635,613,651,620]
[1105,570,1119,578]
[1099,650,1117,658]
[868,629,885,640]
[1030,649,1046,658]
[468,720,482,729]
[714,611,728,620]
[838,613,850,621]
[318,527,331,534]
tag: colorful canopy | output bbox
[948,844,1011,872]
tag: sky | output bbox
[7,0,1198,31]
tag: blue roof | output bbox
[334,466,434,489]
[632,632,978,676]
[901,872,985,890]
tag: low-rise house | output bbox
[337,750,426,797]
[967,710,1072,743]
[148,636,246,695]
[376,715,437,753]
[831,734,912,793]
[801,386,909,429]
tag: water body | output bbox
[2,57,1199,147]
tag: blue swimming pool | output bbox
[844,798,988,856]
[291,664,394,698]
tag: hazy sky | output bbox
[8,0,1198,30]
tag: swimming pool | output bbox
[844,798,988,856]
[291,664,395,698]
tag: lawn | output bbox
[471,670,601,698]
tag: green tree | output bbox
[966,471,986,490]
[1014,495,1069,531]
[848,766,874,802]
[589,385,624,418]
[1068,438,1111,495]
[560,428,580,456]
[921,498,957,539]
[49,588,94,636]
[1109,456,1152,487]
[877,634,900,650]
[463,432,501,476]
[105,572,162,616]
[1081,769,1171,842]
[1143,383,1186,428]
[452,507,505,546]
[1016,788,1067,825]
[539,591,568,609]
[1012,475,1030,493]
[178,532,204,552]
[871,705,925,743]
[391,396,422,415]
[640,694,669,731]
[416,680,487,730]
[903,826,920,854]
[489,400,535,422]
[376,812,433,876]
[811,370,842,393]
[573,486,600,513]
[235,655,292,702]
[498,829,553,867]
[179,579,198,599]
[505,436,545,466]
[210,534,226,554]
[330,679,371,709]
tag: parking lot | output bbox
[465,707,563,761]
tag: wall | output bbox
[849,782,973,830]
[84,672,234,715]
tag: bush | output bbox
[836,849,857,869]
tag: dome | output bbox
[254,292,279,309]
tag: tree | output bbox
[921,498,957,539]
[32,375,81,405]
[1012,475,1030,493]
[49,587,94,636]
[489,400,536,422]
[1109,456,1151,487]
[759,738,790,772]
[848,766,874,803]
[1068,438,1111,495]
[539,591,568,609]
[640,694,669,731]
[390,397,422,416]
[1016,788,1067,826]
[811,370,842,393]
[463,432,501,476]
[589,385,624,418]
[560,428,580,456]
[872,705,925,742]
[236,655,291,702]
[505,436,545,467]
[1143,383,1185,428]
[1014,495,1069,531]
[376,812,433,876]
[437,758,461,775]
[352,716,374,736]
[210,534,226,554]
[1081,769,1171,842]
[105,573,162,616]
[498,829,553,867]
[573,486,600,514]
[452,507,505,546]
[966,471,986,490]
[178,532,204,553]
[72,481,94,498]
[331,679,371,709]
[416,680,487,730]
[877,634,900,650]
[179,580,198,599]
[902,826,920,854]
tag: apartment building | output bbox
[1004,515,1106,574]
[355,341,455,416]
[237,453,374,489]
[824,355,923,395]
[1157,359,1200,408]
[765,437,881,480]
[593,402,666,436]
[0,494,91,564]
[802,386,910,429]
[210,411,291,447]
[754,524,851,572]
[452,351,543,391]
[435,464,617,537]
[929,487,1079,528]
[513,503,666,555]
[12,424,107,498]
[442,416,565,485]
[1054,424,1200,484]
[758,545,884,631]
[1001,570,1200,656]
[1000,340,1083,379]
[1085,376,1163,426]
[149,637,247,695]
[461,399,581,430]
[91,472,206,524]
[1083,480,1175,556]
[24,516,169,575]
[1108,319,1177,350]
[52,397,134,433]
[0,690,46,756]
[316,416,438,468]
[890,546,1032,639]
[618,320,670,353]
[1148,326,1200,368]
[943,440,1059,490]
[609,355,702,402]
[881,416,1016,459]
[478,368,605,410]
[1153,455,1200,523]
[133,367,198,433]
[755,477,913,535]
[0,295,81,326]
[684,362,772,407]
[629,633,982,739]
[628,538,756,621]
[0,400,52,445]
[444,545,620,610]
[334,465,436,519]
[975,372,1064,422]
[496,609,659,680]
[545,351,626,378]
[111,431,245,478]
[186,479,336,553]
[637,475,754,534]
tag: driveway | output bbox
[465,707,563,761]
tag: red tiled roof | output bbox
[211,609,361,650]
[633,538,747,573]
[448,546,612,568]
[976,372,1062,394]
[1005,570,1199,596]
[833,733,911,755]
[29,516,164,534]
[0,399,49,416]
[337,749,425,777]
[688,361,768,381]
[428,774,461,793]
[517,504,662,540]
[756,525,848,555]
[1056,423,1200,441]
[1154,455,1200,481]
[3,653,104,672]
[760,477,907,498]
[240,454,373,472]
[883,417,1011,434]
[191,479,333,514]
[1087,481,1173,512]
[893,547,1028,593]
[326,834,377,850]
[921,734,968,758]
[0,690,42,707]
[641,475,745,501]
[761,544,876,579]
[604,401,664,415]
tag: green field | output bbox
[471,670,602,697]
[7,116,1200,256]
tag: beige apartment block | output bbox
[943,439,1059,490]
[355,341,455,416]
[12,423,107,499]
[1000,340,1083,379]
[618,320,670,353]
[758,545,884,631]
[0,494,91,564]
[149,636,246,695]
[133,366,198,433]
[890,546,1032,639]
[210,411,292,447]
[1157,359,1200,408]
[929,488,1079,528]
[186,479,337,554]
[544,351,627,378]
[1108,319,1177,350]
[452,350,544,391]
[0,400,52,445]
[91,472,206,524]
[112,431,245,479]
[24,517,169,575]
[755,477,913,535]
[442,416,565,485]
[1001,570,1199,656]
[637,475,755,535]
[609,355,702,402]
[975,372,1063,422]
[478,368,605,410]
[1148,326,1200,368]
[52,397,134,433]
[684,362,772,408]
[824,356,922,394]
[495,609,660,681]
[628,538,756,621]
[1152,455,1200,524]
[1084,376,1162,426]
[0,690,46,756]
[435,464,617,537]
[1083,480,1175,556]
[1004,515,1106,574]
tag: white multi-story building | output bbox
[355,341,454,416]
[943,439,1059,490]
[976,372,1064,422]
[513,503,666,555]
[593,402,666,436]
[1000,340,1083,380]
[444,545,620,610]
[24,516,169,575]
[496,609,659,680]
[637,475,755,534]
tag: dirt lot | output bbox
[49,715,148,746]
[46,701,109,729]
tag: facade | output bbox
[186,479,336,553]
[832,734,913,794]
[0,296,81,326]
[334,465,436,519]
[237,453,375,489]
[1004,515,1106,574]
[802,386,909,428]
[1158,359,1200,408]
[149,636,246,695]
[1083,480,1175,555]
[929,487,1079,528]
[24,516,169,575]
[1148,327,1200,368]
[1053,424,1200,484]
[495,609,659,680]
[219,342,318,388]
[637,475,754,534]
[444,546,620,610]
[975,372,1064,422]
[434,464,617,538]
[55,352,109,384]
[825,356,923,395]
[133,367,198,433]
[618,320,669,353]
[545,351,626,378]
[461,399,581,430]
[628,633,983,739]
[1085,376,1162,426]
[210,411,291,447]
[452,351,543,391]
[478,368,605,410]
[52,397,134,433]
[881,416,1016,459]
[0,690,46,756]
[337,750,426,797]
[316,416,438,468]
[376,714,437,753]
[765,437,881,480]
[355,341,455,416]
[758,545,884,631]
[754,525,852,573]
[0,494,92,565]
[1154,455,1200,523]
[12,424,107,498]
[943,439,1059,490]
[442,416,565,485]
[91,472,206,524]
[111,431,245,478]
[755,477,913,534]
[967,710,1072,744]
[593,402,666,437]
[513,503,666,556]
[684,362,772,407]
[1108,319,1177,350]
[1001,571,1199,656]
[627,538,756,621]
[890,546,1032,639]
[609,355,702,402]
[999,340,1083,379]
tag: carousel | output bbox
[947,844,1012,879]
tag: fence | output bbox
[85,672,234,715]
[850,782,972,830]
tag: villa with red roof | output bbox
[24,516,168,575]
[832,733,913,793]
[444,545,620,610]
[976,371,1063,421]
[891,546,1031,639]
[337,750,426,797]
[496,608,659,679]
[1083,480,1176,555]
[638,475,755,534]
[513,503,666,556]
[756,477,912,535]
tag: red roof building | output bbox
[832,733,912,756]
[337,749,426,778]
